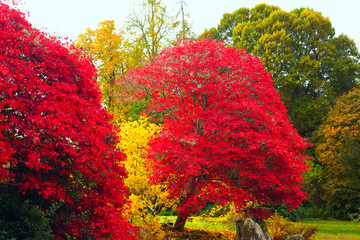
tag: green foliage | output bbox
[349,208,360,222]
[0,186,56,240]
[199,7,251,44]
[158,207,177,216]
[233,5,360,137]
[274,204,302,222]
[202,3,360,137]
[160,216,235,237]
[125,101,148,121]
[301,159,328,219]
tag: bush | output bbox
[0,186,55,240]
[275,205,303,222]
[348,208,360,222]
[266,212,318,240]
[159,208,177,216]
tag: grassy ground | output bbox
[301,219,360,240]
[159,216,234,231]
[159,216,360,240]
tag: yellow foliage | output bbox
[266,211,293,240]
[315,88,360,211]
[266,212,318,240]
[118,115,178,239]
[200,201,254,225]
[76,20,141,123]
[316,88,360,176]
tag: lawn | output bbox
[159,216,234,232]
[301,219,360,240]
[159,216,360,240]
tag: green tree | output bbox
[201,3,360,137]
[199,5,272,45]
[234,5,360,137]
[315,88,360,217]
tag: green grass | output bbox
[301,219,360,240]
[159,216,235,232]
[159,216,360,240]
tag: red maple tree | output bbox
[0,3,135,239]
[128,40,310,230]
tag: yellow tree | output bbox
[117,115,177,237]
[315,88,360,216]
[76,20,139,122]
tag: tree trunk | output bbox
[173,213,188,231]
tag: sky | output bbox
[15,0,360,48]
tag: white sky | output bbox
[16,0,360,48]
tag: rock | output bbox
[242,218,269,240]
[261,226,271,240]
[286,234,305,240]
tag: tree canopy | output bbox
[118,115,178,238]
[201,3,360,137]
[315,88,360,215]
[0,3,134,239]
[127,40,310,230]
[76,20,139,123]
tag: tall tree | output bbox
[127,40,310,230]
[76,20,138,122]
[175,0,194,39]
[0,3,134,239]
[199,4,279,45]
[199,7,251,45]
[118,115,178,238]
[315,88,360,216]
[201,3,360,137]
[127,0,177,60]
[233,5,360,137]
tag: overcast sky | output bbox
[16,0,360,48]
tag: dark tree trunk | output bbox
[173,213,188,231]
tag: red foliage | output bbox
[129,40,310,224]
[0,3,135,239]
